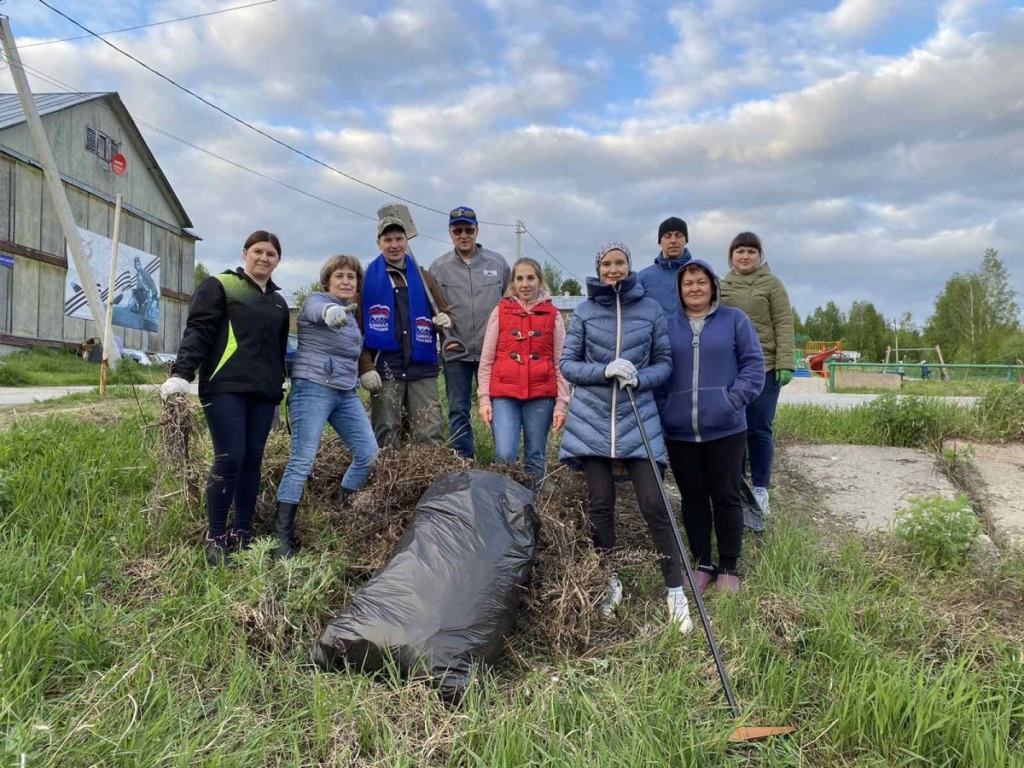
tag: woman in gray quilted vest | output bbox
[559,242,692,634]
[273,254,379,559]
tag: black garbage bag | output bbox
[312,469,538,701]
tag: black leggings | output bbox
[582,457,684,588]
[666,432,746,572]
[202,393,277,538]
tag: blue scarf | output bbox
[362,254,437,364]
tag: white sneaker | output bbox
[599,577,623,617]
[667,588,694,634]
[752,486,771,516]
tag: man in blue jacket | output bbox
[637,216,693,317]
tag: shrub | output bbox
[892,494,981,571]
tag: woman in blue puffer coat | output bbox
[273,254,379,559]
[559,242,692,634]
[660,260,764,593]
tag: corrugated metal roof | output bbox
[0,92,107,131]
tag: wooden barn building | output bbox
[0,92,197,354]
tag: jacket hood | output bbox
[675,258,721,316]
[585,271,644,305]
[653,247,693,269]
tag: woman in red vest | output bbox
[478,257,569,485]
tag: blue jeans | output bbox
[444,360,479,459]
[203,393,277,537]
[492,397,555,484]
[745,370,781,487]
[277,378,379,505]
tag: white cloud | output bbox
[0,0,1021,322]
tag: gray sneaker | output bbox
[752,486,771,516]
[598,577,623,617]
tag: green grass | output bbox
[1,399,1023,765]
[0,347,165,387]
[836,379,1021,397]
[776,387,1024,447]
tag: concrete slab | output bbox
[953,442,1024,550]
[779,444,959,533]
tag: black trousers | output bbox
[582,457,684,589]
[666,431,747,572]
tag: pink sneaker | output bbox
[716,573,740,593]
[685,569,716,593]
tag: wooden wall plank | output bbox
[36,262,65,341]
[13,164,43,249]
[11,255,40,338]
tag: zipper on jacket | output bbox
[611,287,623,458]
[691,324,702,442]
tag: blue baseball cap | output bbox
[448,206,478,226]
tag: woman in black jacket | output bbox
[161,230,290,566]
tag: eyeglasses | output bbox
[450,226,477,236]
[449,207,477,220]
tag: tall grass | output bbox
[0,347,165,387]
[776,387,1024,448]
[1,403,1022,765]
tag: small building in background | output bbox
[0,92,198,355]
[551,294,585,322]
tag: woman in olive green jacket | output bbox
[720,232,795,516]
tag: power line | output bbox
[34,0,517,228]
[3,54,453,246]
[20,1,280,48]
[524,227,581,281]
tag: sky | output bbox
[2,0,1022,328]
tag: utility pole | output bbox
[893,317,899,366]
[514,220,523,260]
[0,15,119,365]
[100,195,124,395]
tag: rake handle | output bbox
[625,386,743,719]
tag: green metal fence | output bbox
[826,362,1024,393]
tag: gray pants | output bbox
[370,377,444,450]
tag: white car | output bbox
[122,349,152,366]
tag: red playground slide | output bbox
[807,346,839,377]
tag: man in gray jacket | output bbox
[429,206,511,459]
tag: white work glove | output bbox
[432,312,452,330]
[360,370,382,392]
[159,376,190,400]
[604,358,639,389]
[323,304,351,328]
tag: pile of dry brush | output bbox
[157,395,659,655]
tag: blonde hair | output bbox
[319,254,365,291]
[504,257,548,298]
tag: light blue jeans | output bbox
[491,397,555,484]
[277,378,378,504]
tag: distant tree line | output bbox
[796,249,1023,364]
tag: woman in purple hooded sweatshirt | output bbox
[659,260,764,592]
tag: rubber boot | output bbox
[205,532,232,567]
[273,501,298,560]
[338,487,354,509]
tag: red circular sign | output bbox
[110,153,127,175]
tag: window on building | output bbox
[85,126,121,161]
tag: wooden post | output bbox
[0,15,120,364]
[100,194,124,395]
